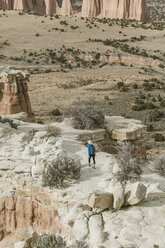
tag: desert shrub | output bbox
[158,94,162,101]
[153,154,165,177]
[113,143,142,186]
[22,129,37,143]
[0,116,17,129]
[50,108,62,116]
[45,125,61,137]
[152,133,164,142]
[64,99,105,130]
[36,235,66,248]
[147,124,154,132]
[148,110,164,122]
[132,104,145,111]
[43,154,81,188]
[117,81,124,89]
[132,83,138,89]
[36,235,89,248]
[160,100,165,107]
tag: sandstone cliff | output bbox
[81,0,102,18]
[60,0,73,16]
[0,0,57,15]
[0,69,35,122]
[81,0,150,21]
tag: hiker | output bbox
[88,140,96,169]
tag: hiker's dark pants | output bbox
[88,154,96,164]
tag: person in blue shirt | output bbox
[88,140,96,169]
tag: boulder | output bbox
[73,215,89,239]
[14,241,27,248]
[109,185,125,210]
[124,182,147,206]
[88,191,113,209]
[88,214,104,245]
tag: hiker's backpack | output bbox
[90,144,95,155]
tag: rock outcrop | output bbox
[0,69,35,122]
[81,0,102,18]
[81,0,150,21]
[0,0,57,15]
[60,0,73,16]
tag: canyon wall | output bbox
[81,0,150,21]
[0,69,35,122]
[0,0,151,21]
[81,0,102,18]
[0,0,57,15]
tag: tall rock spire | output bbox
[61,0,73,16]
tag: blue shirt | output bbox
[88,144,95,156]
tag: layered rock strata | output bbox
[0,69,35,122]
[81,0,150,21]
[0,0,57,15]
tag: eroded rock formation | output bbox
[81,0,150,21]
[0,0,57,15]
[60,0,73,16]
[0,69,35,122]
[81,0,102,18]
[0,196,58,241]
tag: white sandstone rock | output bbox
[125,182,147,206]
[88,191,113,209]
[109,185,125,210]
[73,215,89,239]
[14,241,26,248]
[89,214,104,245]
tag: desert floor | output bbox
[0,10,165,152]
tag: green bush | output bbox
[132,104,146,111]
[117,81,124,89]
[50,108,62,116]
[148,110,164,122]
[160,100,165,107]
[132,83,138,89]
[147,124,154,132]
[152,133,164,142]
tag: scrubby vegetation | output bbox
[43,154,81,188]
[153,154,165,177]
[113,143,142,186]
[64,98,105,130]
[36,234,89,248]
[45,125,61,137]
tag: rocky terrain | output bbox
[0,1,165,248]
[0,109,165,248]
